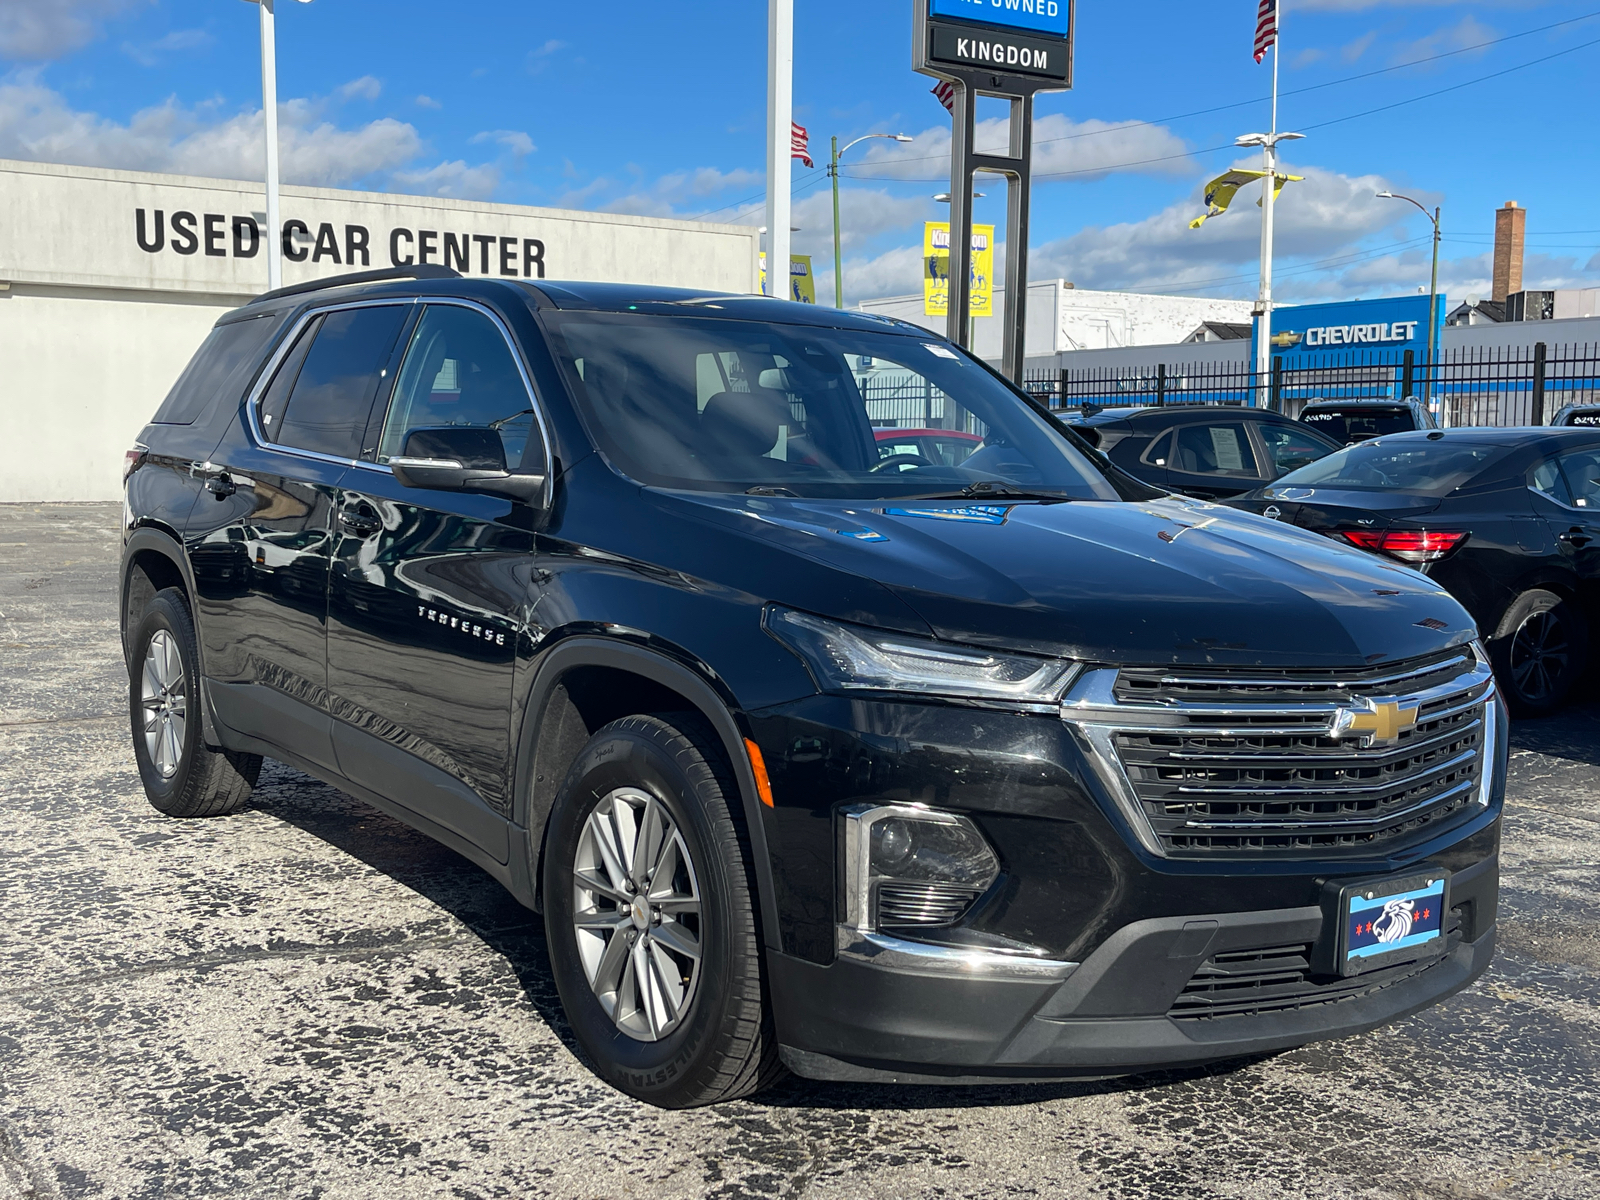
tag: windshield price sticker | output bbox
[923,343,961,359]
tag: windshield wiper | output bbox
[745,485,799,497]
[487,408,535,430]
[898,480,1077,503]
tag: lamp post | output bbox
[1376,190,1442,370]
[240,0,313,291]
[1235,129,1304,408]
[829,132,911,308]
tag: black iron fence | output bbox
[1021,342,1600,427]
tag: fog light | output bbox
[840,804,1000,933]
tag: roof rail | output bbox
[247,264,462,307]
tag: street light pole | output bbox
[1376,190,1442,370]
[829,132,911,308]
[1236,128,1304,407]
[242,0,311,292]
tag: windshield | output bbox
[1300,407,1416,443]
[1273,437,1508,495]
[546,312,1134,500]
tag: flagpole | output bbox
[1256,12,1278,408]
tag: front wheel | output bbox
[542,714,782,1108]
[1490,588,1590,716]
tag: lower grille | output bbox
[1170,911,1462,1020]
[876,882,981,927]
[1063,648,1498,859]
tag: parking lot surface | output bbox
[2,501,1598,1200]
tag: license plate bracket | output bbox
[1338,870,1450,977]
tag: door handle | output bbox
[339,506,381,537]
[204,472,236,499]
[1558,528,1593,547]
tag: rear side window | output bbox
[263,305,408,459]
[1557,446,1600,508]
[1172,423,1259,478]
[152,315,279,425]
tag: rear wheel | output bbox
[129,588,261,817]
[542,713,782,1108]
[1490,588,1589,716]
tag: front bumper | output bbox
[772,851,1498,1083]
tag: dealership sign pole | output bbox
[765,0,794,299]
[914,0,1072,382]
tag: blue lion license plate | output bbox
[1341,872,1449,976]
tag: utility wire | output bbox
[847,7,1600,169]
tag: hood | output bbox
[661,491,1474,669]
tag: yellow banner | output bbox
[759,253,816,303]
[1189,169,1304,229]
[923,222,993,317]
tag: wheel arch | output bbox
[513,637,782,951]
[1488,569,1584,638]
[122,525,221,746]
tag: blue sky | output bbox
[2,0,1598,306]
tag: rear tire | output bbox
[542,713,783,1108]
[129,588,261,817]
[1490,588,1589,716]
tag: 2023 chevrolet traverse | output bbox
[122,267,1505,1107]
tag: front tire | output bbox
[1490,588,1589,716]
[542,714,782,1108]
[128,588,261,817]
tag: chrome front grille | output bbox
[1062,647,1499,858]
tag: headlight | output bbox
[764,607,1078,705]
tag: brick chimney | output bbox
[1492,201,1525,302]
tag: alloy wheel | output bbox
[1509,609,1570,703]
[140,630,187,778]
[571,787,703,1042]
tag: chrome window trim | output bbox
[244,293,555,511]
[1139,428,1175,466]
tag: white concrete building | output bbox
[0,159,761,502]
[857,281,1256,361]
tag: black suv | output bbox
[122,268,1506,1108]
[1299,398,1437,444]
[1059,404,1341,499]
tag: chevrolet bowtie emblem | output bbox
[1332,696,1419,746]
[1270,330,1303,348]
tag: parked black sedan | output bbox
[1298,397,1437,444]
[1060,404,1342,499]
[1230,427,1600,714]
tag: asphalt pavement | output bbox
[2,501,1597,1200]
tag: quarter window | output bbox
[1259,424,1334,478]
[378,305,540,470]
[262,305,408,459]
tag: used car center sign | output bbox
[0,158,761,299]
[925,0,1073,83]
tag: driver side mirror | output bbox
[389,426,546,504]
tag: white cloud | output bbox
[0,0,133,61]
[596,166,765,216]
[1294,0,1490,11]
[848,113,1194,184]
[415,94,442,110]
[1391,14,1498,65]
[336,75,382,102]
[470,128,535,158]
[1025,160,1428,298]
[0,74,423,186]
[390,159,500,200]
[121,27,209,68]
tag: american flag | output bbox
[1253,0,1277,63]
[790,120,813,168]
[931,80,955,113]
